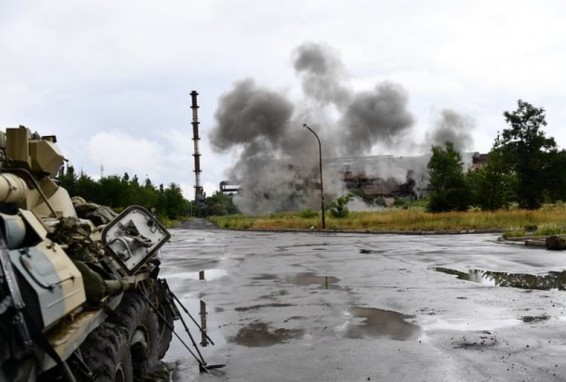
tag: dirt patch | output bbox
[522,315,551,323]
[230,322,304,347]
[452,331,498,350]
[235,303,292,312]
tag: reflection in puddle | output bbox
[435,267,566,290]
[344,307,421,341]
[166,269,228,281]
[162,296,226,365]
[424,317,521,331]
[230,322,304,347]
[200,300,209,347]
[287,273,340,289]
[253,273,340,289]
[252,274,279,281]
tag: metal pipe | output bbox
[303,124,325,230]
[1,169,58,218]
[0,173,27,204]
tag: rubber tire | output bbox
[79,322,133,382]
[146,279,174,359]
[110,292,160,381]
[156,300,174,360]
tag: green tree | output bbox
[203,192,239,216]
[468,148,517,210]
[74,172,98,202]
[427,142,470,212]
[496,100,557,209]
[56,167,190,221]
[156,183,190,219]
[543,149,566,202]
[98,175,129,207]
[57,164,77,195]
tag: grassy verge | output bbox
[158,216,183,228]
[208,204,566,235]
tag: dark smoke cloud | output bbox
[209,78,319,214]
[292,42,351,107]
[209,78,294,152]
[209,43,472,214]
[425,109,475,153]
[340,82,414,155]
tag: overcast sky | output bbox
[1,0,565,199]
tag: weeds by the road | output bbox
[208,204,566,234]
[158,216,183,228]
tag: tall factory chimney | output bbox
[190,90,204,203]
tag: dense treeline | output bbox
[427,100,566,212]
[57,166,190,220]
[200,192,239,216]
[57,166,240,219]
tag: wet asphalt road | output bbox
[160,222,566,382]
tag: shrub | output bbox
[393,197,408,208]
[536,224,564,236]
[328,194,354,218]
[299,209,319,218]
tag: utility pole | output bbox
[303,124,325,230]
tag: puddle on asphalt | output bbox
[252,273,279,281]
[287,273,340,289]
[230,322,304,347]
[162,296,227,364]
[423,317,522,331]
[166,268,228,281]
[254,272,341,289]
[344,307,421,341]
[435,267,566,290]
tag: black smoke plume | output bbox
[340,82,414,155]
[209,43,472,214]
[292,42,351,107]
[425,109,475,153]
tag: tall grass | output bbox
[208,204,566,234]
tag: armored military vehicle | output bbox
[0,126,177,381]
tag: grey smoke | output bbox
[292,42,351,107]
[209,78,294,152]
[209,43,474,214]
[209,77,323,214]
[340,82,414,155]
[426,109,475,153]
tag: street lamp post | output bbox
[303,124,326,230]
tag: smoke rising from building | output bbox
[209,79,294,152]
[209,42,475,214]
[292,42,351,107]
[425,109,475,153]
[340,82,414,155]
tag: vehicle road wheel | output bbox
[156,305,174,359]
[155,287,174,359]
[79,322,133,382]
[111,292,160,381]
[145,279,175,359]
